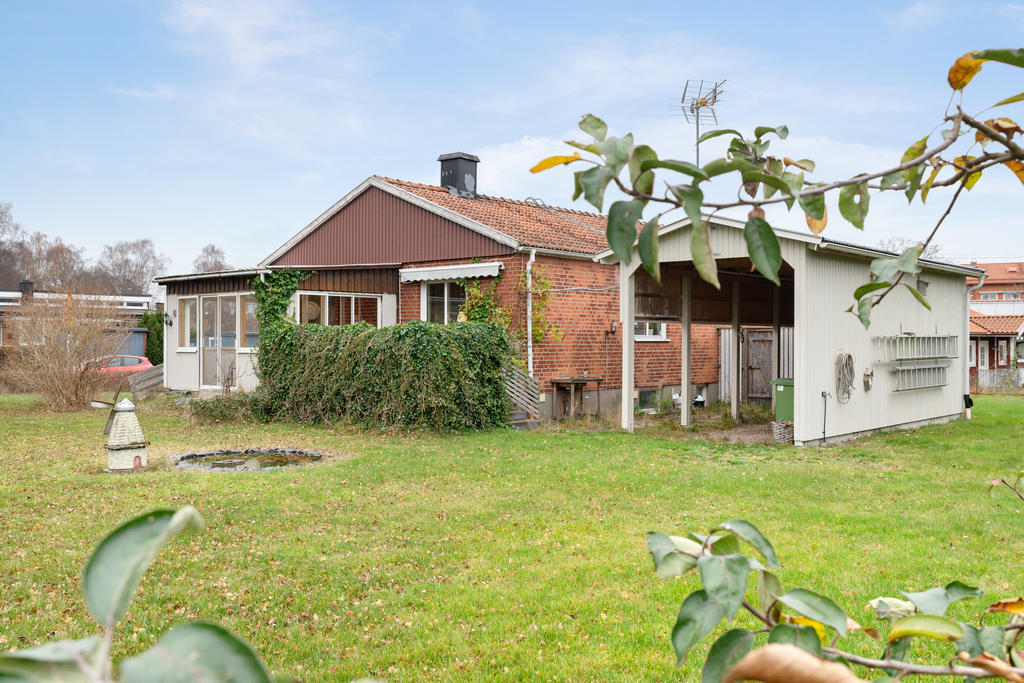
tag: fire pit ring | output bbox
[171,448,328,472]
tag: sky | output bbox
[1,0,1023,275]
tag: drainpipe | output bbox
[965,273,987,412]
[526,249,536,376]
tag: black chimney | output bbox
[18,280,33,297]
[438,152,480,199]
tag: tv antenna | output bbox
[680,79,726,165]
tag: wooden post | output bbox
[771,284,780,414]
[620,263,636,432]
[731,280,741,422]
[680,274,692,427]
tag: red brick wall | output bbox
[397,254,721,392]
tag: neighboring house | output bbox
[0,281,153,356]
[964,261,1024,314]
[968,312,1024,391]
[156,153,717,416]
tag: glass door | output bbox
[200,295,238,388]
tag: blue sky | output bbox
[2,1,1023,274]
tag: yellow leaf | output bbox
[975,130,990,147]
[954,155,983,190]
[783,157,811,171]
[948,52,984,90]
[921,164,942,203]
[723,644,862,683]
[987,597,1024,614]
[805,204,828,235]
[530,153,582,173]
[846,616,882,640]
[786,615,826,644]
[1005,160,1024,187]
[958,652,1024,683]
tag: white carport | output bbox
[596,216,985,446]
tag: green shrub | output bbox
[139,311,164,366]
[256,320,511,431]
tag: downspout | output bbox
[965,273,987,414]
[526,249,536,376]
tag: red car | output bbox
[95,355,154,377]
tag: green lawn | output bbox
[1,395,1022,681]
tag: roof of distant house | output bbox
[962,261,1024,285]
[969,312,1024,335]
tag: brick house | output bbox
[968,312,1024,390]
[964,261,1024,314]
[157,153,720,417]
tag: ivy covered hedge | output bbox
[255,321,511,430]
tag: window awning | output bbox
[399,261,502,284]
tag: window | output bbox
[969,340,977,367]
[122,357,142,367]
[634,321,668,341]
[177,298,198,349]
[980,292,998,301]
[296,292,381,327]
[1005,292,1022,301]
[999,339,1009,367]
[241,294,259,348]
[423,282,466,324]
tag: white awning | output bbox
[399,261,502,283]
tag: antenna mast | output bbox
[680,79,726,166]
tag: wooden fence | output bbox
[503,365,539,416]
[129,364,163,400]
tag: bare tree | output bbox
[16,232,88,291]
[97,239,170,294]
[192,244,231,273]
[876,236,944,259]
[3,284,134,409]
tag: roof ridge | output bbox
[375,175,606,218]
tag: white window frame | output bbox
[980,292,999,301]
[969,339,977,367]
[293,290,383,328]
[176,296,199,352]
[1004,292,1021,301]
[998,339,1009,367]
[634,321,669,342]
[238,292,259,354]
[419,281,467,325]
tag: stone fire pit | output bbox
[171,448,327,472]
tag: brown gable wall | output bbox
[271,186,516,267]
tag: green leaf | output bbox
[887,614,963,643]
[780,171,804,209]
[904,164,925,203]
[798,190,825,220]
[703,157,756,178]
[741,171,794,197]
[855,296,873,329]
[871,246,921,284]
[577,166,614,211]
[641,158,710,182]
[697,128,742,144]
[629,144,657,185]
[668,184,719,289]
[698,554,750,621]
[84,507,204,628]
[853,281,890,300]
[957,623,983,657]
[767,624,822,655]
[885,636,911,676]
[743,218,782,286]
[672,590,725,665]
[0,637,100,682]
[755,125,789,140]
[701,629,754,683]
[903,284,931,310]
[120,622,272,683]
[565,139,600,155]
[578,114,607,141]
[902,581,981,616]
[979,625,1006,658]
[880,171,905,190]
[712,520,781,570]
[647,532,702,578]
[606,200,645,265]
[635,170,655,196]
[777,589,848,636]
[597,134,634,173]
[900,136,929,180]
[976,48,1024,69]
[638,214,661,283]
[838,182,870,229]
[994,91,1024,107]
[757,570,783,614]
[572,170,584,201]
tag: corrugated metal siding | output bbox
[719,327,794,402]
[792,248,966,443]
[166,276,253,296]
[120,329,148,357]
[272,186,516,266]
[299,268,398,294]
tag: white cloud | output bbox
[881,1,953,29]
[107,83,178,100]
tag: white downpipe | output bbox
[526,249,536,376]
[965,274,987,416]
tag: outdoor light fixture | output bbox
[163,313,173,327]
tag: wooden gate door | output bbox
[745,329,773,400]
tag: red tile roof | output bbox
[378,176,610,254]
[969,313,1024,335]
[962,262,1024,285]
